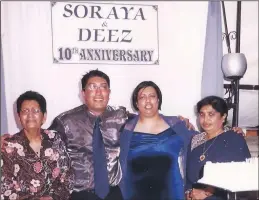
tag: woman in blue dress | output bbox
[185,96,251,200]
[119,81,196,200]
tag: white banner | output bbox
[51,2,159,65]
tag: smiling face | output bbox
[82,76,110,116]
[199,105,226,135]
[136,86,159,118]
[19,100,46,132]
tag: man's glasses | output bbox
[85,83,109,91]
[20,108,42,115]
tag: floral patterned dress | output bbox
[1,129,74,200]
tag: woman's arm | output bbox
[190,187,214,200]
[1,152,17,200]
[185,135,196,191]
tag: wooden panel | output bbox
[246,130,258,137]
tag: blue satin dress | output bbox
[126,128,184,200]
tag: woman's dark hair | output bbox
[16,91,47,114]
[196,95,228,125]
[81,69,110,90]
[132,81,162,111]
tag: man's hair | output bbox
[131,81,162,111]
[16,91,47,114]
[81,69,110,90]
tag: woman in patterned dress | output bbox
[1,91,74,200]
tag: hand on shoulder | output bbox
[232,126,245,136]
[1,133,12,152]
[177,115,196,131]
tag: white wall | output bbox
[1,1,257,133]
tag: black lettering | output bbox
[94,49,101,60]
[147,51,153,61]
[127,50,133,61]
[113,49,119,61]
[87,49,93,60]
[105,50,111,60]
[94,29,105,42]
[107,7,119,19]
[74,5,88,18]
[64,48,72,60]
[140,51,147,61]
[108,30,119,42]
[63,4,73,17]
[90,6,102,18]
[120,7,134,19]
[121,30,132,43]
[58,48,64,60]
[79,49,86,60]
[133,50,139,61]
[101,49,105,60]
[119,50,126,61]
[78,29,91,41]
[133,8,146,20]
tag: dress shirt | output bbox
[49,104,128,191]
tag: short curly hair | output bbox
[16,91,47,114]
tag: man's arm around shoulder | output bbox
[48,117,67,145]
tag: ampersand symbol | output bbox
[102,21,107,27]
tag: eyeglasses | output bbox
[20,108,42,115]
[138,94,158,102]
[85,83,109,91]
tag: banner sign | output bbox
[51,2,159,65]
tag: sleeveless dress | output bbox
[126,128,185,200]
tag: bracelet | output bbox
[185,189,193,198]
[185,189,192,194]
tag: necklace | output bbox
[199,133,220,161]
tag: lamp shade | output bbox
[221,53,247,80]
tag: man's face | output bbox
[82,76,110,116]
